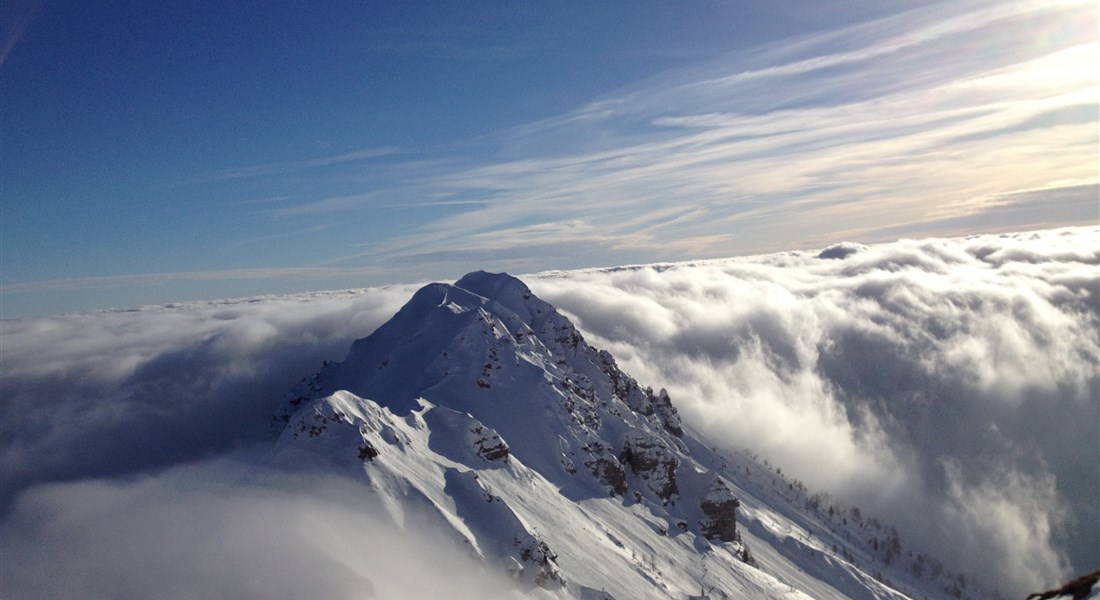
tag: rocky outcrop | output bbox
[1025,568,1100,600]
[596,349,683,438]
[513,534,565,589]
[472,424,510,462]
[699,478,740,542]
[619,431,679,503]
[583,440,628,496]
[651,387,683,438]
[422,406,512,468]
[357,441,378,461]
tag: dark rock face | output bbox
[472,425,510,462]
[586,455,628,496]
[595,350,683,438]
[516,536,565,589]
[357,442,379,461]
[651,388,683,438]
[1025,568,1100,600]
[699,479,740,542]
[619,432,679,502]
[558,376,602,430]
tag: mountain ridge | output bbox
[273,270,990,599]
[276,270,688,501]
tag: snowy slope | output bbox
[273,271,991,599]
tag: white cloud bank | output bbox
[529,226,1099,594]
[1,226,1096,596]
[0,285,421,507]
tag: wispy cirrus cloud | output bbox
[265,192,379,218]
[12,1,1090,319]
[359,0,1097,269]
[0,266,388,293]
[198,146,403,183]
[0,0,43,67]
[165,0,1095,291]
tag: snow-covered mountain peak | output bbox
[277,272,684,470]
[273,272,988,599]
[455,269,540,311]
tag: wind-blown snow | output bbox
[1,226,1095,597]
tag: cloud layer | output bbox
[529,226,1099,594]
[1,226,1096,596]
[0,285,420,511]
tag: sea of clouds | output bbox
[531,227,1099,595]
[2,227,1096,597]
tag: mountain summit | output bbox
[277,270,689,501]
[273,272,980,598]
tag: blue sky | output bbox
[2,0,1097,317]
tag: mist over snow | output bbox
[1,226,1096,597]
[530,227,1100,594]
[0,460,525,600]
